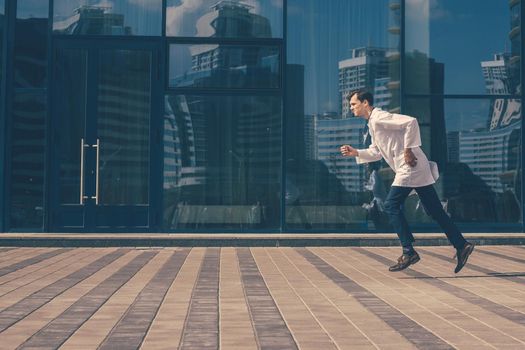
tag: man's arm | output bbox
[375,113,421,167]
[340,144,382,164]
[374,113,422,149]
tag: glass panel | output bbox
[286,0,400,230]
[98,49,151,205]
[166,0,283,38]
[0,0,4,90]
[53,0,162,36]
[169,44,280,89]
[405,0,521,95]
[163,94,281,230]
[10,93,46,229]
[54,49,87,204]
[406,98,522,224]
[15,0,49,88]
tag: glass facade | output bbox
[8,1,49,229]
[285,0,401,230]
[53,0,162,36]
[0,1,523,233]
[163,94,281,230]
[0,0,4,88]
[405,0,521,95]
[0,0,5,231]
[165,0,283,38]
[169,44,281,89]
[404,0,522,229]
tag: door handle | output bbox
[80,138,85,204]
[80,139,100,204]
[93,139,100,205]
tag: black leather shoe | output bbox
[389,252,420,272]
[455,242,475,273]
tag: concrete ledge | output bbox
[0,233,524,247]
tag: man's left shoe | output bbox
[454,242,475,273]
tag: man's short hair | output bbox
[348,90,374,106]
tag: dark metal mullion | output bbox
[161,0,166,38]
[166,36,283,46]
[166,88,282,96]
[400,0,405,113]
[521,0,524,232]
[44,0,54,232]
[151,44,165,231]
[405,94,521,99]
[0,0,8,231]
[2,0,17,231]
[83,47,99,229]
[281,0,287,232]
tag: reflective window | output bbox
[53,0,162,36]
[286,0,400,230]
[0,0,4,90]
[405,0,521,95]
[10,93,47,229]
[166,0,283,38]
[169,44,280,89]
[15,0,49,88]
[97,49,151,205]
[53,49,87,204]
[163,94,281,230]
[406,98,522,224]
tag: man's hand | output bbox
[404,148,417,167]
[340,145,358,157]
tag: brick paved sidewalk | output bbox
[0,246,524,349]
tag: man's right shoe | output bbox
[389,252,420,272]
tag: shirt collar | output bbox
[369,107,381,121]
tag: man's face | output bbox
[349,94,368,118]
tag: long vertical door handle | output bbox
[80,138,85,204]
[94,139,100,204]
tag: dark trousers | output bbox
[384,185,466,250]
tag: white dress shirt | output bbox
[355,108,436,187]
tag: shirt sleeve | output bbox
[356,143,383,164]
[375,113,422,149]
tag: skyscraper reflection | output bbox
[54,5,132,35]
[164,1,281,229]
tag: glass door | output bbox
[50,39,160,230]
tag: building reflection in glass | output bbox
[97,50,151,205]
[441,99,521,223]
[15,2,48,88]
[53,0,162,36]
[0,0,4,100]
[163,95,281,229]
[163,0,282,229]
[9,2,49,229]
[402,0,522,226]
[285,0,400,230]
[169,44,280,89]
[166,0,283,38]
[10,93,47,229]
